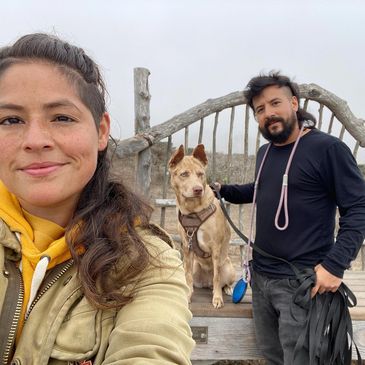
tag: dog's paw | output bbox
[212,296,224,308]
[223,285,233,296]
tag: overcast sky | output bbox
[1,0,364,147]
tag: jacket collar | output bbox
[0,218,21,261]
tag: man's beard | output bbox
[259,112,297,144]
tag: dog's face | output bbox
[168,144,208,200]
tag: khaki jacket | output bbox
[0,219,194,365]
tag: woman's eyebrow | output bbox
[0,100,82,113]
[0,102,24,111]
[43,99,82,112]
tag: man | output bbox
[216,72,365,364]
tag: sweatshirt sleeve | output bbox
[220,182,255,204]
[320,142,365,278]
[103,230,194,364]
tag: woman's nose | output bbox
[22,121,53,151]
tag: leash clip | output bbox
[243,263,251,283]
[186,228,196,250]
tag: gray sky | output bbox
[1,0,365,146]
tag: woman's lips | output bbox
[21,162,65,176]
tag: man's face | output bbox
[252,85,299,145]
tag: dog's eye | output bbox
[197,172,205,177]
[180,171,189,177]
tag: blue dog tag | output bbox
[232,278,248,303]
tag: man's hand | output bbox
[311,264,342,298]
[210,182,221,191]
[209,182,221,197]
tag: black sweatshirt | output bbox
[220,129,365,278]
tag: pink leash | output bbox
[243,124,306,282]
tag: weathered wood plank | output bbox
[190,271,365,361]
[155,198,177,207]
[190,316,261,361]
[300,84,365,146]
[134,67,152,196]
[190,316,365,361]
[115,83,365,158]
[226,107,235,183]
[190,271,365,319]
[159,136,172,227]
[190,288,253,318]
[212,112,219,181]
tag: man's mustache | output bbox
[265,116,285,128]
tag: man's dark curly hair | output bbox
[244,71,316,128]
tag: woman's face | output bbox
[0,62,110,226]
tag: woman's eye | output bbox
[0,117,23,125]
[54,115,74,123]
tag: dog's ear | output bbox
[192,144,208,166]
[168,145,185,168]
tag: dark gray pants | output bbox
[251,270,309,365]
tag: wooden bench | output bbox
[155,198,365,362]
[190,271,365,363]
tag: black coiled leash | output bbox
[291,269,361,364]
[211,183,362,364]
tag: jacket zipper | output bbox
[24,260,74,321]
[1,260,73,364]
[1,262,24,365]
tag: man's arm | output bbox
[215,182,255,204]
[314,142,365,295]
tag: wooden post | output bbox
[134,67,152,197]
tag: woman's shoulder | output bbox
[136,223,181,260]
[138,223,175,249]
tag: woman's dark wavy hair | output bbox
[0,33,153,308]
[244,71,317,128]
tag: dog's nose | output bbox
[193,186,203,195]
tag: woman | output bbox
[0,33,194,364]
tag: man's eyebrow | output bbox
[254,97,283,111]
[254,103,264,111]
[270,97,282,102]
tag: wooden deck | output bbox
[190,270,365,362]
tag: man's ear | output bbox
[168,145,185,169]
[98,113,111,151]
[192,144,208,166]
[291,96,299,112]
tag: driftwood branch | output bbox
[134,68,151,133]
[115,84,365,157]
[134,68,152,196]
[115,91,246,157]
[299,84,365,146]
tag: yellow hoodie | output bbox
[0,181,71,337]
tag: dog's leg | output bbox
[221,257,236,296]
[211,252,224,308]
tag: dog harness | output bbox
[178,203,216,259]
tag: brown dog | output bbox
[168,144,235,308]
